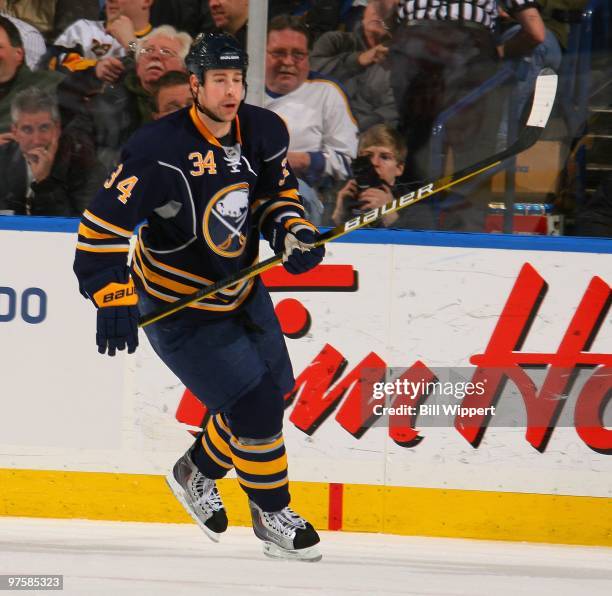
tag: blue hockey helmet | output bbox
[186,32,248,82]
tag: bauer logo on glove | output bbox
[93,281,139,308]
[91,279,139,356]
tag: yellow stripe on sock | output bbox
[207,420,233,460]
[202,437,233,470]
[232,452,288,476]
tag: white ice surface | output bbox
[1,517,611,596]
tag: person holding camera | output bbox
[332,123,404,228]
[332,122,438,229]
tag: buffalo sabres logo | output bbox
[203,183,250,257]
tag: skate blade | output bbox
[165,473,222,544]
[262,541,322,562]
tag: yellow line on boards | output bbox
[343,484,612,547]
[1,469,610,547]
[0,468,328,529]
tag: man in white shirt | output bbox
[263,15,358,224]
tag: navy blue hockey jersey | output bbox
[73,103,305,318]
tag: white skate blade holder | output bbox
[165,472,222,544]
[262,540,322,562]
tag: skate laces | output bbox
[263,507,307,538]
[191,471,224,512]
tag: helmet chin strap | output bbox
[191,82,225,123]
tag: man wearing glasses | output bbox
[263,15,358,225]
[60,25,192,169]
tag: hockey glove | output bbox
[92,279,139,356]
[271,218,325,275]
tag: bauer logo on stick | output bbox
[343,183,434,232]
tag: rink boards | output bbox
[0,217,611,546]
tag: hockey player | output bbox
[73,32,325,562]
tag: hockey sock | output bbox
[230,434,290,512]
[191,413,234,479]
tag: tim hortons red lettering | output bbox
[462,263,611,452]
[174,261,610,454]
[388,361,437,448]
[574,366,612,454]
[263,264,358,339]
[287,345,386,436]
[287,351,437,440]
[333,355,390,437]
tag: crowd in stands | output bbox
[0,0,605,236]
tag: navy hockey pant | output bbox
[139,284,294,511]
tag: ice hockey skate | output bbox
[166,447,228,542]
[249,500,321,562]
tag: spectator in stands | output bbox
[310,1,397,132]
[50,0,153,84]
[208,0,248,47]
[152,69,192,119]
[60,25,191,168]
[0,16,63,133]
[263,15,358,224]
[370,0,545,181]
[332,122,436,229]
[332,124,404,227]
[0,12,45,69]
[196,1,349,49]
[0,87,105,216]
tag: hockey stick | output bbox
[139,71,557,328]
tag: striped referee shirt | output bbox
[396,0,540,30]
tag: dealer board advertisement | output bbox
[0,224,610,499]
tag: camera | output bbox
[350,155,384,191]
[346,156,385,215]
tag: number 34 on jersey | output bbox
[104,150,221,205]
[103,164,139,205]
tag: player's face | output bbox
[194,70,244,122]
[359,145,403,186]
[12,111,61,155]
[0,27,24,84]
[155,83,193,119]
[265,29,309,95]
[136,34,185,91]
